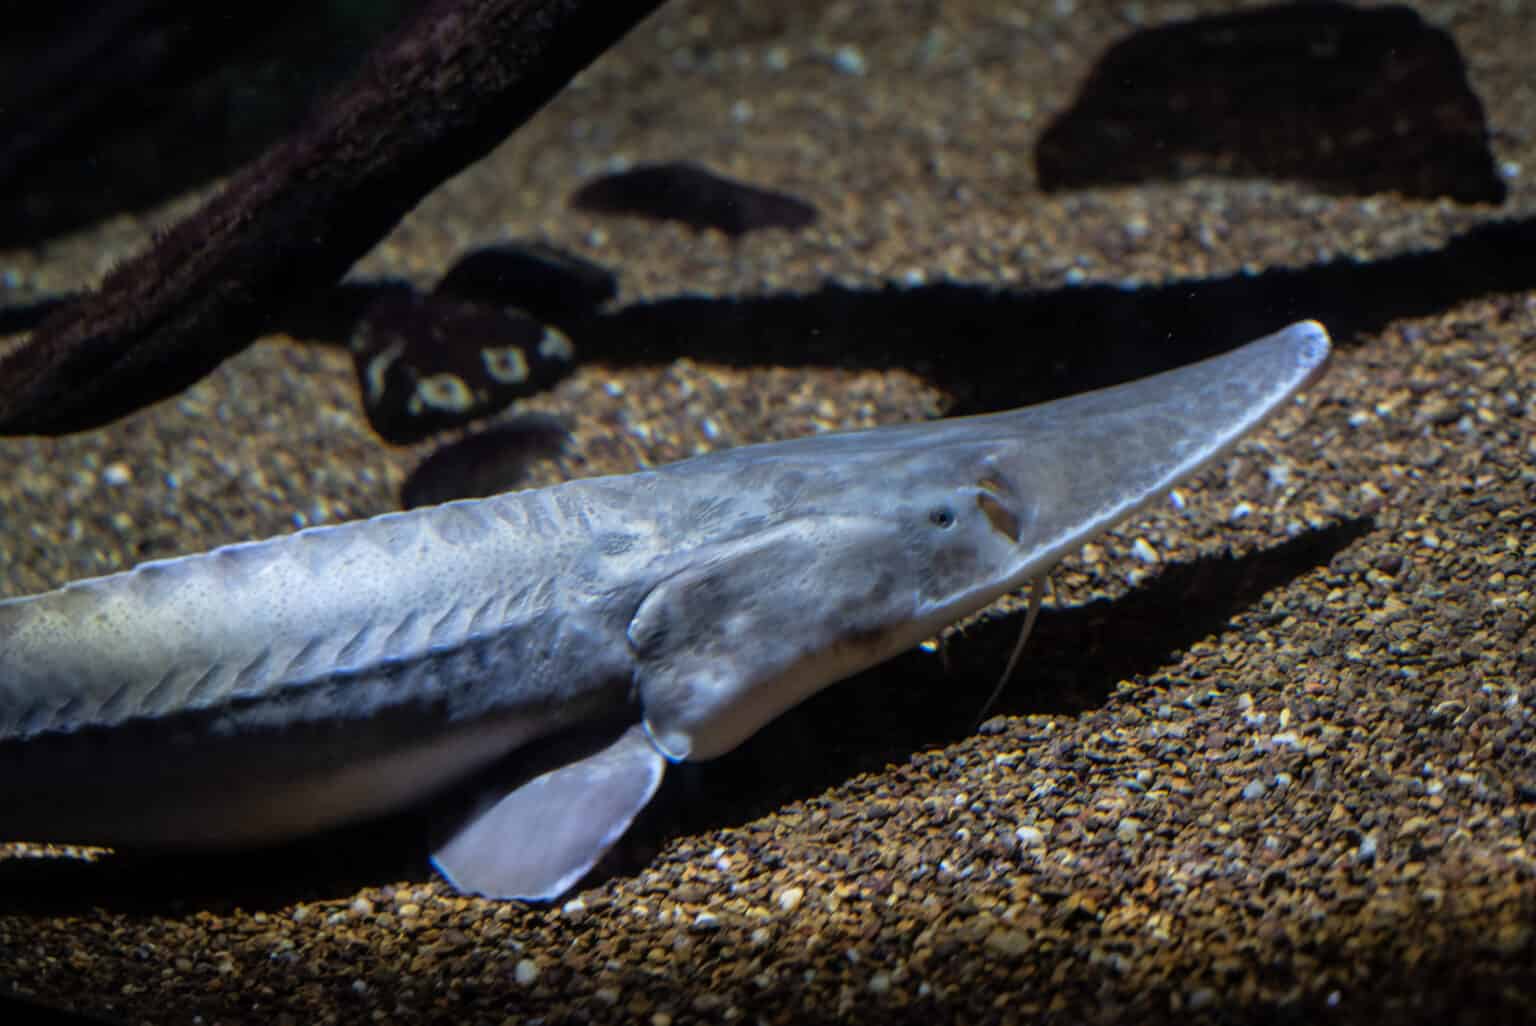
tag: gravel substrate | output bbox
[2,2,1533,1024]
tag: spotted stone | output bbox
[349,293,576,444]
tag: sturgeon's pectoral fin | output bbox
[429,723,665,900]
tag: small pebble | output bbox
[1015,825,1045,848]
[831,45,867,75]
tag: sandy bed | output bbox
[2,1,1533,1023]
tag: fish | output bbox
[0,320,1331,900]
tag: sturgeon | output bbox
[0,321,1331,899]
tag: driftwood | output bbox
[0,0,667,435]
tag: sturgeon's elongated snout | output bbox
[981,319,1331,584]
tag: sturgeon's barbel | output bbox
[0,321,1331,899]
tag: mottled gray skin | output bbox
[0,322,1329,896]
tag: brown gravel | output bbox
[2,2,1534,1024]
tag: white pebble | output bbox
[1015,825,1045,848]
[831,45,866,75]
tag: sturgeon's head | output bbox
[631,321,1332,761]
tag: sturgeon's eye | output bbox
[928,506,956,528]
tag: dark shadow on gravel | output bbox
[0,994,119,1026]
[559,217,1535,420]
[260,216,1533,426]
[0,811,433,918]
[4,217,1534,435]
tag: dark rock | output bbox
[350,294,575,445]
[400,413,573,509]
[1035,2,1505,204]
[570,161,818,237]
[434,241,618,322]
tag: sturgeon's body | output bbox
[0,322,1331,899]
[1,475,663,846]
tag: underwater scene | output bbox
[0,1,1532,1023]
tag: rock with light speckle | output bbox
[349,294,575,444]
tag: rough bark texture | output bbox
[0,0,667,435]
